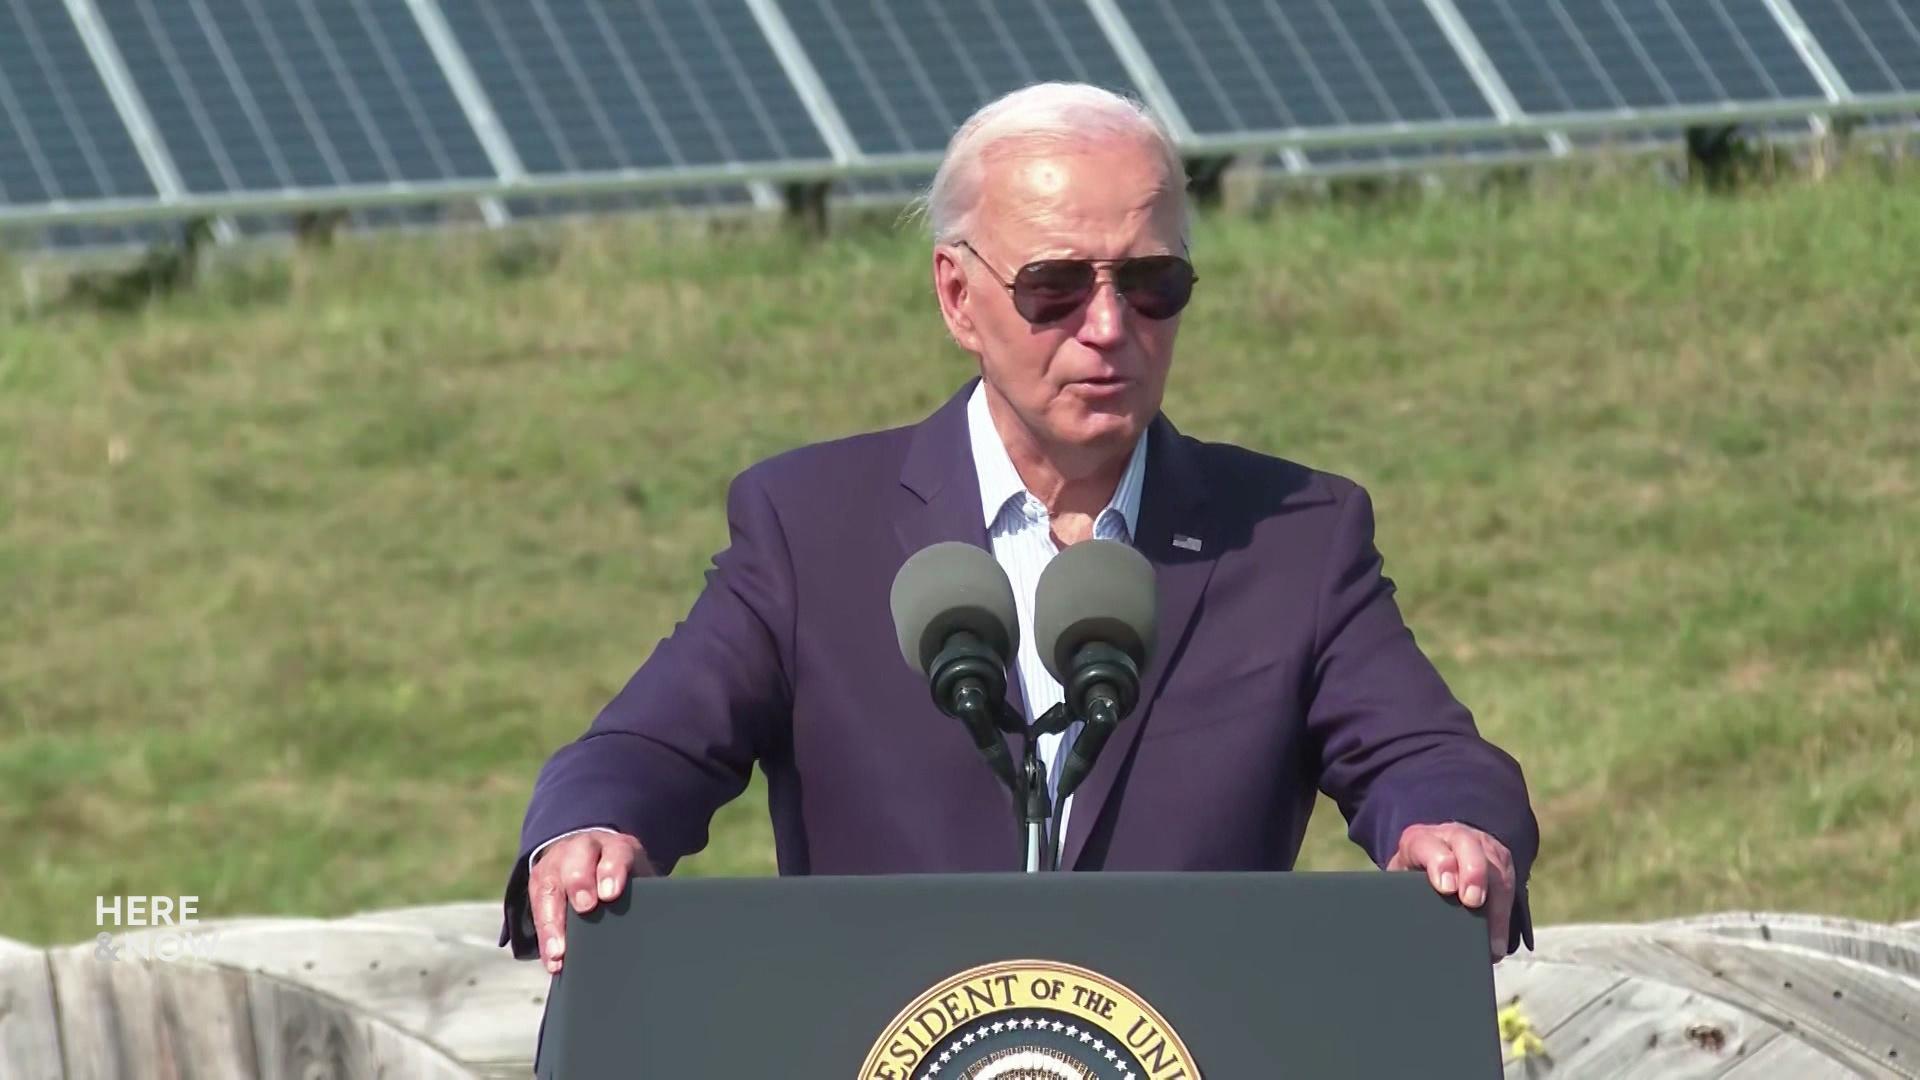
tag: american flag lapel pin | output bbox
[1172,534,1203,552]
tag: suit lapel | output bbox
[893,379,1030,793]
[1061,414,1216,869]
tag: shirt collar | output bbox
[966,379,1149,537]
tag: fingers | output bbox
[528,831,648,974]
[531,860,570,974]
[1394,827,1461,897]
[1393,823,1521,962]
[1482,842,1517,961]
[556,839,607,917]
[1450,832,1490,909]
[595,839,636,902]
[1488,892,1514,962]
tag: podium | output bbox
[537,871,1501,1078]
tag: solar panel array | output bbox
[782,0,1140,155]
[1119,0,1498,133]
[0,1,155,207]
[97,0,496,194]
[1791,0,1920,93]
[439,0,828,172]
[1452,0,1824,112]
[3,0,1917,245]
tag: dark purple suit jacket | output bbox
[501,380,1537,958]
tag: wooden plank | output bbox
[1719,1033,1872,1078]
[338,902,503,944]
[1537,933,1919,1077]
[191,924,546,1066]
[1526,973,1801,1078]
[1663,913,1920,985]
[245,969,474,1080]
[1492,956,1629,1034]
[467,1059,535,1079]
[47,946,258,1079]
[1485,956,1869,1078]
[0,952,64,1080]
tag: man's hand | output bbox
[1388,822,1516,961]
[528,830,651,973]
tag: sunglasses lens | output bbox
[1116,256,1196,320]
[1012,261,1096,323]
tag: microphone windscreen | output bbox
[890,542,1019,675]
[1034,539,1157,683]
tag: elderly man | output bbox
[503,82,1538,974]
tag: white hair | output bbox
[914,82,1189,246]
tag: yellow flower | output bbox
[1499,1002,1548,1060]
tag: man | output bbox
[502,83,1538,976]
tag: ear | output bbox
[932,246,981,353]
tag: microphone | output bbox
[890,542,1022,791]
[1035,539,1157,804]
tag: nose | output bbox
[1075,273,1127,350]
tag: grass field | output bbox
[3,165,1916,946]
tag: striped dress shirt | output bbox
[965,380,1149,850]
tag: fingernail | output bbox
[574,889,592,909]
[599,877,615,900]
[1463,884,1484,907]
[1440,871,1456,893]
[547,936,564,958]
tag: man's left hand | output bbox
[1388,822,1517,961]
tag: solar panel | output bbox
[506,188,759,222]
[435,0,829,175]
[1789,0,1920,93]
[0,1,156,208]
[1303,136,1552,171]
[776,0,1141,155]
[1453,0,1824,114]
[92,0,494,194]
[1116,0,1497,135]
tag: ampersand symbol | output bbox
[94,932,122,961]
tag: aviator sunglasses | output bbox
[957,240,1198,325]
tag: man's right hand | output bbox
[528,829,650,973]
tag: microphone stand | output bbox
[958,695,1084,873]
[1021,703,1075,872]
[1020,751,1049,873]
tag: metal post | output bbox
[405,0,521,227]
[1421,0,1570,157]
[61,0,236,243]
[743,0,863,165]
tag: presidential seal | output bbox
[860,960,1198,1080]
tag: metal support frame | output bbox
[1171,93,1920,157]
[1084,0,1302,183]
[1762,0,1855,103]
[1084,0,1197,144]
[742,0,864,165]
[1422,0,1570,157]
[404,0,520,227]
[59,0,235,244]
[1761,0,1856,146]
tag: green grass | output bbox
[3,166,1916,945]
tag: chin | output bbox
[1053,408,1144,450]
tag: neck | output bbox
[983,385,1131,522]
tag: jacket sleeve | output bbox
[498,467,796,957]
[1304,481,1539,951]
